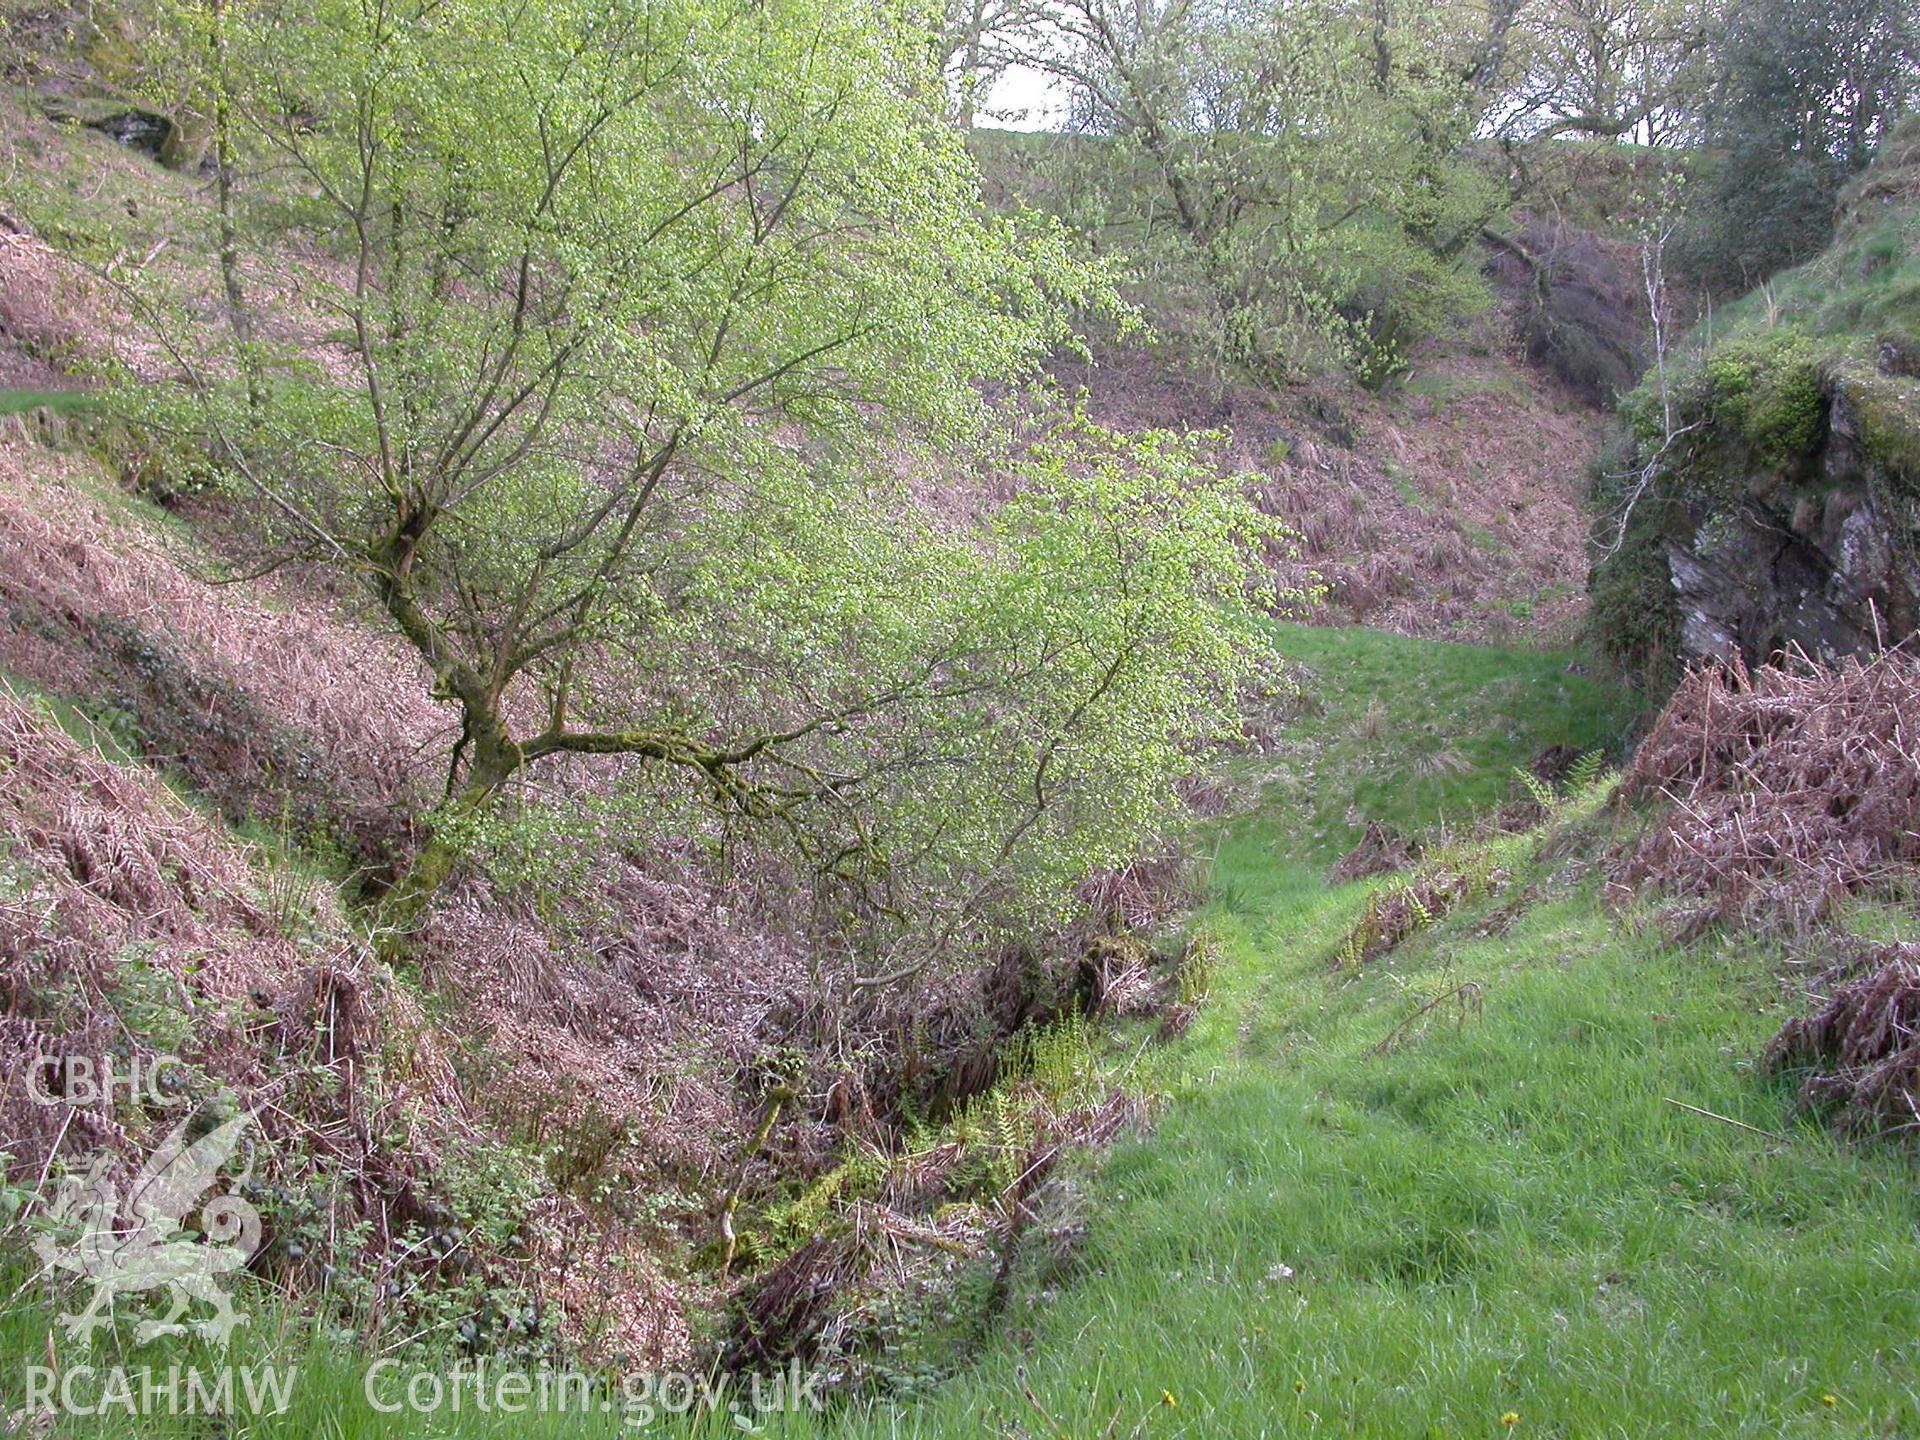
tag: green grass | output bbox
[1463,523,1506,554]
[1384,462,1433,514]
[0,389,96,417]
[1698,207,1920,355]
[761,635,1913,1437]
[787,634,1917,1437]
[794,836,1920,1438]
[1256,623,1640,867]
[0,672,146,767]
[1399,369,1525,417]
[5,628,1918,1438]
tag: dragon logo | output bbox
[32,1114,263,1347]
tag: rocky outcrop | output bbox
[1661,370,1919,668]
[1590,124,1920,687]
[38,93,192,167]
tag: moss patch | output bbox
[1587,505,1684,691]
[1702,330,1826,465]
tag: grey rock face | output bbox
[1665,385,1916,668]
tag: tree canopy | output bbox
[976,0,1514,383]
[133,0,1297,963]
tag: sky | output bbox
[983,62,1073,130]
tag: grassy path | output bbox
[794,627,1920,1438]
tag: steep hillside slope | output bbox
[1,415,1214,1374]
[1053,347,1609,646]
[0,432,726,1361]
[0,432,438,868]
[0,83,1230,1377]
[16,49,1891,1439]
[977,126,1657,649]
[0,79,1619,661]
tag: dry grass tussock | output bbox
[426,830,821,1192]
[1330,820,1415,884]
[0,217,89,389]
[0,682,322,1178]
[1618,649,1920,936]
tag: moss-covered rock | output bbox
[1590,137,1920,684]
[1704,331,1826,464]
[38,92,195,168]
[1587,503,1684,691]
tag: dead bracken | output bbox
[1333,866,1488,968]
[1618,649,1920,936]
[1769,943,1920,1136]
[1329,820,1415,884]
[0,683,689,1366]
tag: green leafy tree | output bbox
[1680,0,1919,290]
[131,0,1296,959]
[1025,0,1505,383]
[1493,0,1713,146]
